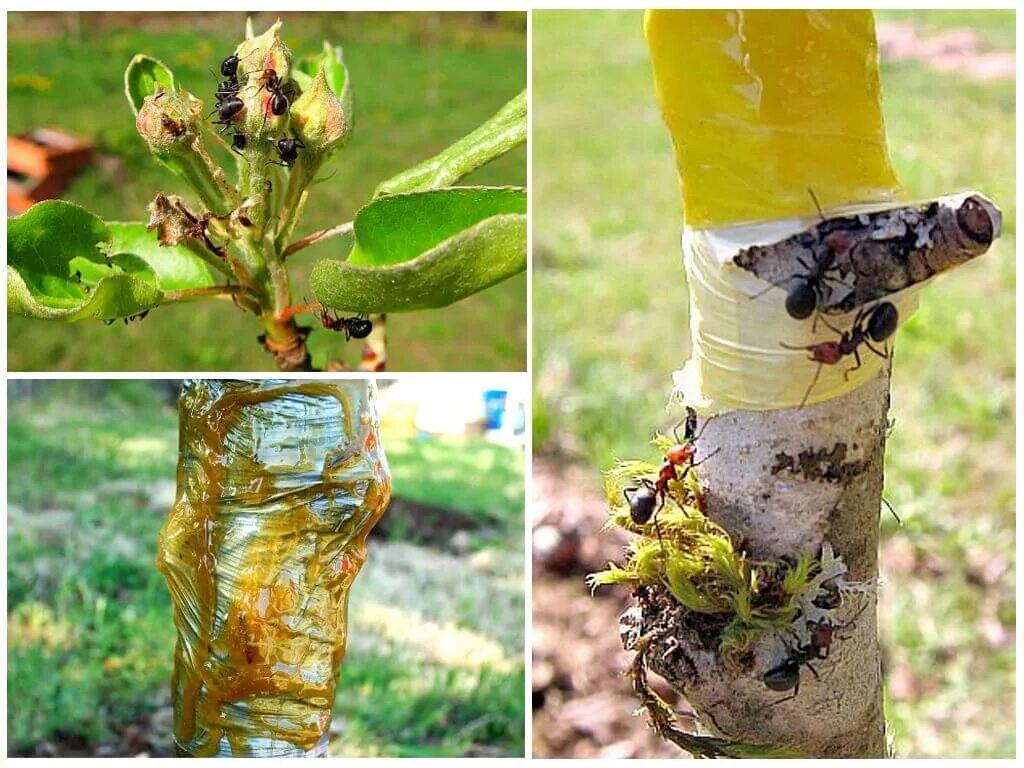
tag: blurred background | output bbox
[7,378,526,757]
[7,12,526,371]
[532,9,1014,758]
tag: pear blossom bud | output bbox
[235,19,296,137]
[136,87,202,152]
[290,66,350,155]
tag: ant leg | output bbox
[798,362,824,409]
[882,496,902,525]
[864,339,889,360]
[771,676,800,706]
[805,662,819,680]
[843,348,863,382]
[671,415,688,443]
[817,312,845,336]
[691,447,721,467]
[749,275,794,301]
[808,187,825,220]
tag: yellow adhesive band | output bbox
[644,9,906,228]
[645,9,922,412]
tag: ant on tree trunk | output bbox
[622,406,720,550]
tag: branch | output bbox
[163,285,256,304]
[282,221,354,259]
[732,193,1001,315]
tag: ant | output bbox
[209,52,258,134]
[265,136,305,168]
[173,201,226,259]
[781,301,899,408]
[319,308,373,340]
[219,50,256,80]
[750,190,856,329]
[229,133,246,156]
[252,68,296,130]
[622,407,719,545]
[210,96,245,133]
[763,603,868,704]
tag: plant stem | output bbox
[180,238,235,279]
[163,285,255,304]
[263,232,292,316]
[282,221,353,259]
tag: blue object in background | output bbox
[484,390,508,429]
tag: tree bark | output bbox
[622,370,891,756]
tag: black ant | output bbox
[265,136,305,168]
[749,190,855,328]
[781,301,898,408]
[252,68,296,130]
[622,407,718,545]
[209,52,258,134]
[210,96,245,133]
[173,201,226,259]
[229,133,246,156]
[763,603,868,704]
[319,308,372,340]
[219,50,256,80]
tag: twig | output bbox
[282,221,354,259]
[163,285,256,306]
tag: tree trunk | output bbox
[623,371,891,756]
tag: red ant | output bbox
[622,407,719,547]
[781,301,898,408]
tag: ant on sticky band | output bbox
[749,189,857,331]
[781,301,898,408]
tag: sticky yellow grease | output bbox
[156,380,391,757]
[644,10,907,227]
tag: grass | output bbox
[6,12,526,372]
[6,382,524,757]
[533,9,1014,758]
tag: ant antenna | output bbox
[808,188,825,221]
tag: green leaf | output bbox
[124,54,175,116]
[108,223,219,292]
[311,187,526,313]
[374,90,526,198]
[8,201,166,322]
[294,42,353,120]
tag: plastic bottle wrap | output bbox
[644,10,919,412]
[156,380,391,757]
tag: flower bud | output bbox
[235,19,296,137]
[136,86,202,152]
[290,66,350,155]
